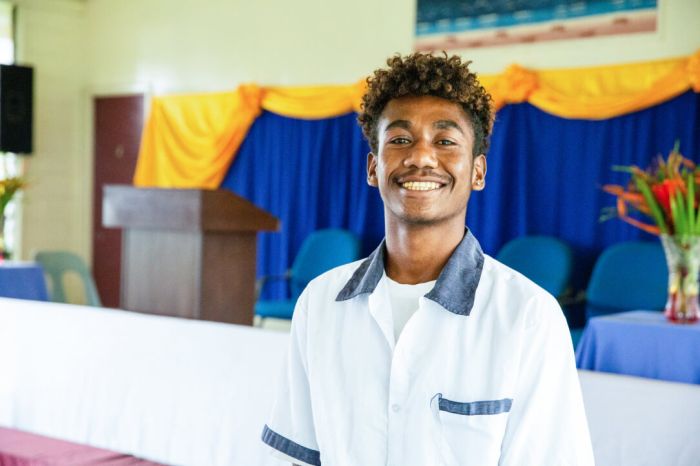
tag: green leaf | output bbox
[599,207,618,223]
[671,191,687,235]
[688,173,696,234]
[635,177,669,234]
[612,165,640,174]
[612,165,632,172]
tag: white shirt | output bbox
[385,275,435,340]
[262,231,594,466]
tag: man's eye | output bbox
[390,137,411,144]
[436,139,455,146]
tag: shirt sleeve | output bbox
[261,289,321,466]
[499,293,595,466]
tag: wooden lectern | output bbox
[102,185,280,325]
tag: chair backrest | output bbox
[34,250,102,307]
[289,229,361,299]
[586,241,667,317]
[496,235,573,297]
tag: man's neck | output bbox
[384,220,466,285]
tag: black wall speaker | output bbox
[0,64,33,154]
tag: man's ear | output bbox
[367,152,378,187]
[471,154,487,191]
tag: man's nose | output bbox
[403,139,438,169]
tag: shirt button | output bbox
[391,404,401,413]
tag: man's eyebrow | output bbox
[384,119,411,131]
[434,120,464,134]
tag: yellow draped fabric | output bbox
[133,85,263,188]
[483,50,700,119]
[263,81,366,119]
[134,50,700,188]
[133,81,367,188]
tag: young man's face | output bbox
[367,95,486,227]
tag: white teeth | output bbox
[401,181,441,191]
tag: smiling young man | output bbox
[262,53,594,466]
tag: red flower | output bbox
[651,179,684,217]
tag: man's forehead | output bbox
[379,96,474,131]
[385,119,465,134]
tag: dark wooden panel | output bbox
[92,95,144,308]
[200,233,256,325]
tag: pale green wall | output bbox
[15,0,88,272]
[84,0,414,93]
[83,0,700,93]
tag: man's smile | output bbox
[395,173,450,192]
[399,180,443,191]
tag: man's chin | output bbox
[394,212,451,227]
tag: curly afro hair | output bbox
[358,52,494,157]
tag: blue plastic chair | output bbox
[34,250,102,307]
[585,241,667,319]
[496,235,574,298]
[255,229,361,320]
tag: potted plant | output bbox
[602,143,700,323]
[0,176,25,260]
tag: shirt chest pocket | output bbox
[430,394,512,466]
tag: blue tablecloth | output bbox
[576,311,700,384]
[0,262,49,301]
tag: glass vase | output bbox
[660,235,700,323]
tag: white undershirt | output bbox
[385,275,436,341]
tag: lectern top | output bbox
[102,185,280,232]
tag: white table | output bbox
[2,298,699,466]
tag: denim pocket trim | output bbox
[261,424,321,466]
[437,395,513,416]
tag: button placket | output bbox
[387,343,411,465]
[387,299,431,465]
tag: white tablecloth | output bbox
[2,298,700,466]
[0,298,289,466]
[579,369,700,466]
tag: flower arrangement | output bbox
[0,176,25,218]
[601,143,698,236]
[602,143,700,322]
[0,176,26,260]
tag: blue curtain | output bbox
[221,90,700,301]
[469,90,700,293]
[220,111,383,300]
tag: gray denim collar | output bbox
[335,229,484,316]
